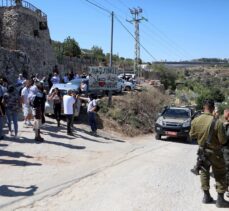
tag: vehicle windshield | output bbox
[163,109,190,119]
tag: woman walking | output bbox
[3,85,20,138]
[48,88,62,127]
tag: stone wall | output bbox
[0,5,57,81]
[0,47,29,83]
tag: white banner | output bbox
[89,66,118,91]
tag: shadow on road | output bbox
[0,185,38,197]
[6,137,86,150]
[0,144,8,147]
[76,128,125,143]
[0,159,42,166]
[0,150,33,159]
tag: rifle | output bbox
[191,117,217,176]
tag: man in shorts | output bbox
[21,80,33,126]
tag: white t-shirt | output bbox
[87,99,97,112]
[51,76,60,84]
[63,95,76,115]
[21,87,30,105]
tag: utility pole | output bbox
[108,11,114,106]
[109,11,114,67]
[127,8,147,78]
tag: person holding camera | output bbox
[48,88,62,127]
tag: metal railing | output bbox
[0,0,47,20]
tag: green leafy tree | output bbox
[63,36,81,57]
[91,46,105,62]
[153,64,177,90]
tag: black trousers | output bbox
[54,103,61,122]
[66,114,73,133]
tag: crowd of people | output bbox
[0,69,99,142]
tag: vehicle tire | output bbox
[155,133,161,140]
[125,86,131,91]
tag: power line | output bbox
[115,15,157,61]
[84,0,111,14]
[83,0,157,62]
[95,0,188,58]
[107,0,192,60]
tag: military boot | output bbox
[216,193,229,208]
[202,190,213,204]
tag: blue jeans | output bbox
[88,112,97,132]
[6,110,18,135]
[0,116,3,138]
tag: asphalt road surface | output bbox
[0,118,228,211]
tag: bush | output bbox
[99,88,169,136]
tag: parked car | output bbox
[116,78,125,93]
[119,79,136,91]
[45,83,81,117]
[155,106,192,141]
[67,78,104,96]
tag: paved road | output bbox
[0,118,228,211]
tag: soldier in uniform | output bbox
[223,109,229,197]
[189,99,228,208]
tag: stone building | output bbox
[0,0,56,82]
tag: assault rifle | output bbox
[191,148,211,175]
[190,117,217,176]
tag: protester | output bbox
[3,85,20,138]
[30,83,44,142]
[51,72,60,84]
[21,80,33,127]
[48,88,62,127]
[80,80,88,96]
[47,73,53,90]
[17,73,25,86]
[63,73,69,83]
[0,103,4,140]
[40,84,46,125]
[80,94,99,135]
[63,90,77,136]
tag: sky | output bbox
[29,0,229,62]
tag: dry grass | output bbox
[98,87,169,137]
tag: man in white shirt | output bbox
[63,90,76,135]
[21,80,33,126]
[51,72,60,84]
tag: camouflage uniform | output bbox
[223,121,229,192]
[190,113,227,193]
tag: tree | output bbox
[91,46,105,62]
[153,64,177,90]
[63,36,81,57]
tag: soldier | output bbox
[223,109,229,197]
[189,99,228,208]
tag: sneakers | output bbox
[27,121,33,126]
[24,121,33,127]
